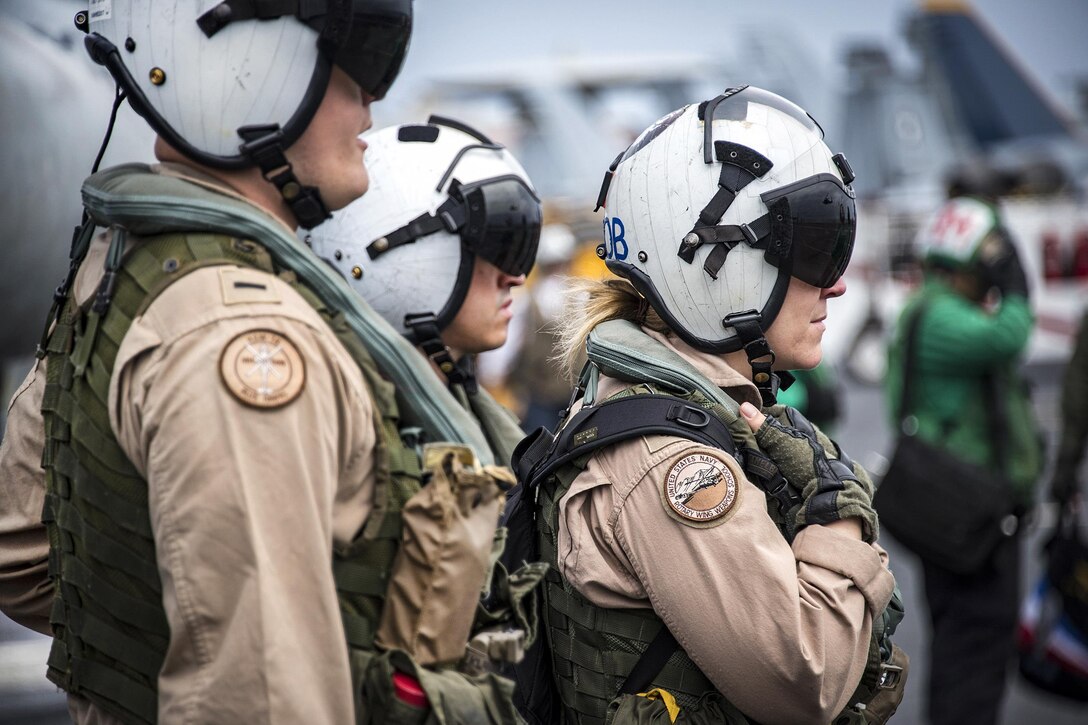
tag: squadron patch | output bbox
[662,452,739,527]
[219,329,305,409]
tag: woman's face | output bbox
[765,275,847,371]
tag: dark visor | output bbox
[305,0,413,100]
[761,173,856,288]
[454,176,542,277]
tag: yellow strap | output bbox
[638,688,681,723]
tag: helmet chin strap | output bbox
[404,313,478,394]
[238,124,331,230]
[724,311,794,406]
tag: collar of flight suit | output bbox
[640,327,764,410]
[152,162,298,236]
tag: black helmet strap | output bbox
[724,310,789,406]
[238,124,331,230]
[676,140,773,277]
[404,313,478,394]
[199,1,297,36]
[366,196,465,260]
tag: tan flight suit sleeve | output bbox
[0,358,53,635]
[557,435,895,725]
[110,266,375,725]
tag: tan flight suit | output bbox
[0,165,377,723]
[556,329,895,724]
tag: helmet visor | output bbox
[762,174,857,288]
[310,0,413,100]
[457,176,543,277]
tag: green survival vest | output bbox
[524,321,901,725]
[38,169,524,723]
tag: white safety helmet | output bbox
[306,116,542,348]
[596,86,857,365]
[81,0,413,228]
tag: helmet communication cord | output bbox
[37,82,131,359]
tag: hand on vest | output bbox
[743,403,879,542]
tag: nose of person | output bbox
[502,272,527,289]
[822,276,847,299]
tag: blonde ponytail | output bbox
[552,277,670,382]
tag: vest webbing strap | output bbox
[340,610,377,650]
[54,498,160,582]
[543,582,657,640]
[63,557,163,632]
[69,657,156,724]
[553,683,606,725]
[52,446,152,538]
[56,387,139,474]
[333,560,390,597]
[542,591,712,696]
[65,607,162,681]
[620,623,681,696]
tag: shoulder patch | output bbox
[219,267,282,306]
[661,451,740,528]
[219,329,305,408]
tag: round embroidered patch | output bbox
[662,452,739,525]
[219,329,305,408]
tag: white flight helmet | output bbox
[596,86,857,400]
[81,0,413,228]
[306,115,542,352]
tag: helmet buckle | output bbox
[439,210,459,233]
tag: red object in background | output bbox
[1042,231,1065,280]
[1071,228,1088,279]
[393,671,428,709]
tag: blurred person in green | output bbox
[1050,308,1088,505]
[885,167,1043,725]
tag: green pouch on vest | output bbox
[463,557,550,676]
[361,648,522,725]
[605,688,749,725]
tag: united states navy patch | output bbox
[661,451,740,527]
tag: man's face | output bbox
[286,66,373,213]
[766,274,847,371]
[441,258,525,357]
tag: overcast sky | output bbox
[395,0,1088,117]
